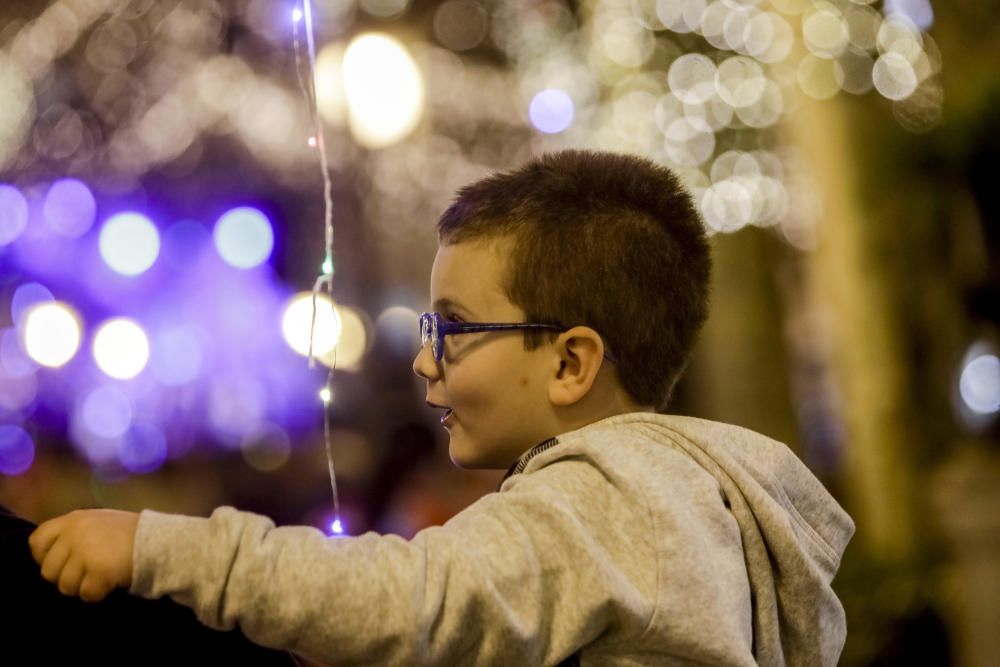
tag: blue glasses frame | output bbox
[419,312,565,362]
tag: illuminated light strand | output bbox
[293,0,342,535]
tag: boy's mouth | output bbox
[427,400,454,425]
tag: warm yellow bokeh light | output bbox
[315,44,346,127]
[341,33,424,148]
[22,301,82,368]
[330,305,368,371]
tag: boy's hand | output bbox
[28,509,139,602]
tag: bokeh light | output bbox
[282,292,342,360]
[960,353,1000,416]
[0,370,38,415]
[0,328,37,378]
[93,318,150,380]
[162,220,211,271]
[149,326,206,386]
[118,422,168,473]
[341,33,424,148]
[375,305,420,356]
[0,425,35,476]
[213,206,274,269]
[99,212,160,276]
[529,89,575,134]
[873,52,918,101]
[315,45,347,127]
[43,178,96,238]
[241,422,292,472]
[0,53,35,171]
[803,6,849,59]
[433,0,489,52]
[668,54,716,105]
[22,301,82,368]
[80,385,133,439]
[208,376,267,443]
[11,282,54,325]
[0,184,29,246]
[332,305,369,371]
[884,0,934,31]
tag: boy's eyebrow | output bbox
[432,297,472,316]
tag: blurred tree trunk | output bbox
[787,96,918,560]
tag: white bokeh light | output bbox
[668,54,717,105]
[93,318,150,380]
[22,301,82,368]
[282,292,342,360]
[529,89,575,134]
[213,206,274,269]
[341,33,424,148]
[873,52,918,100]
[960,354,1000,415]
[99,212,160,276]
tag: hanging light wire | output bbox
[292,0,342,535]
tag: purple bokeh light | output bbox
[0,328,38,377]
[149,326,206,387]
[81,385,133,438]
[10,282,54,326]
[0,425,35,475]
[528,89,575,134]
[118,422,168,473]
[0,185,29,246]
[43,178,97,238]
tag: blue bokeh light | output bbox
[330,518,345,535]
[0,425,35,476]
[0,185,29,246]
[162,220,210,272]
[43,178,97,238]
[884,0,934,30]
[99,212,161,276]
[528,89,575,134]
[213,207,275,269]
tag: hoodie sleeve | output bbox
[129,458,656,666]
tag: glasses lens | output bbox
[420,314,430,345]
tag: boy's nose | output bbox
[412,340,440,380]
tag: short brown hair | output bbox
[437,150,711,410]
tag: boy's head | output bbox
[413,150,711,469]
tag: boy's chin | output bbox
[447,437,509,471]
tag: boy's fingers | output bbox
[28,518,64,564]
[39,541,71,584]
[79,572,112,603]
[57,557,85,597]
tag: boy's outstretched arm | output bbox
[28,509,138,602]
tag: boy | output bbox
[30,150,854,666]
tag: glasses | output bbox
[418,311,566,362]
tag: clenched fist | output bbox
[28,509,139,602]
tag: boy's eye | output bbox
[445,314,463,323]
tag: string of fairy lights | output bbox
[292,0,343,535]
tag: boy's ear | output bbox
[547,326,606,407]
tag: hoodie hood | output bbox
[526,412,855,666]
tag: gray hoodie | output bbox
[130,413,854,666]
